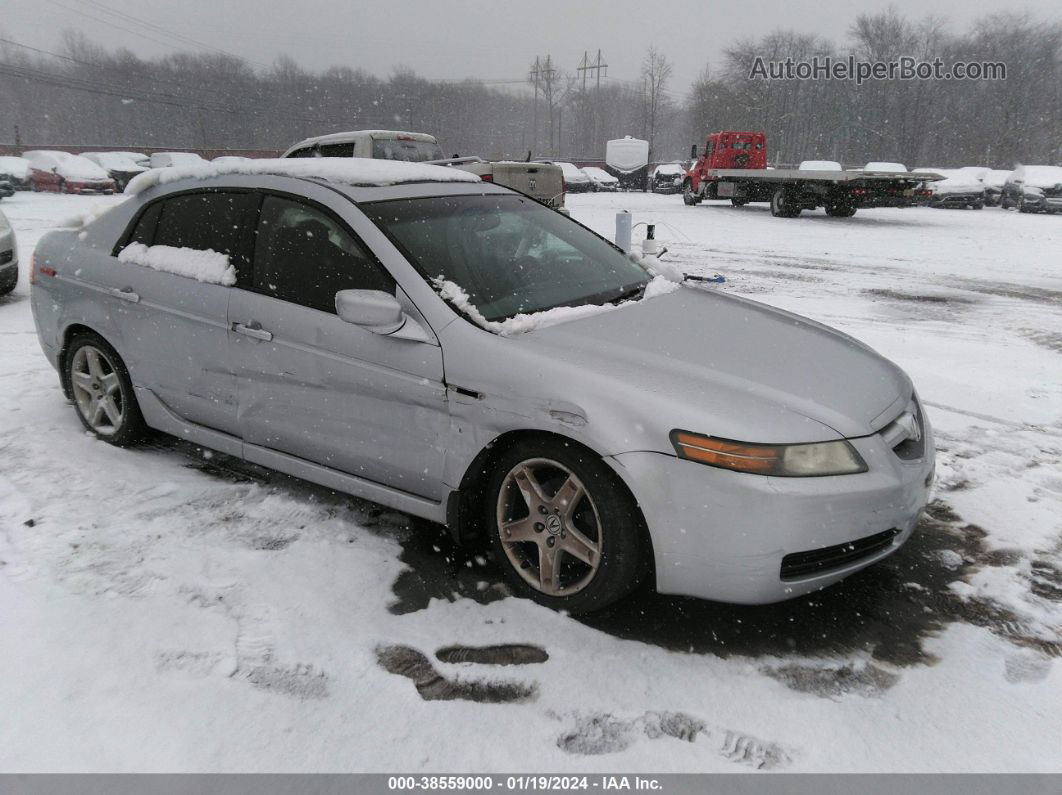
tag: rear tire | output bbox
[65,333,147,447]
[825,202,857,217]
[770,187,801,217]
[485,437,648,614]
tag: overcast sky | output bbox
[2,0,1047,94]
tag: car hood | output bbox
[521,287,911,443]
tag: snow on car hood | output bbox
[0,156,31,179]
[1014,166,1062,189]
[931,170,983,194]
[523,286,911,442]
[126,157,480,195]
[56,156,110,181]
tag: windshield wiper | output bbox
[607,283,647,304]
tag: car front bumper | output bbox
[608,422,935,604]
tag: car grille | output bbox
[780,528,901,581]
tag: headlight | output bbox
[670,430,868,477]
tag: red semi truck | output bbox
[682,131,939,217]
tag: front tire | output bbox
[65,333,146,446]
[682,179,699,205]
[486,438,647,614]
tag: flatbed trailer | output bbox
[682,131,943,217]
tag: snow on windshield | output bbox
[433,275,679,336]
[125,157,480,195]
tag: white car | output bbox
[582,166,619,192]
[651,163,687,194]
[554,162,593,193]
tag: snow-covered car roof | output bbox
[928,169,984,193]
[653,163,686,176]
[56,156,110,181]
[0,155,31,179]
[864,161,907,172]
[582,166,618,181]
[125,156,482,196]
[981,169,1013,187]
[1011,165,1062,187]
[555,162,590,181]
[82,152,148,172]
[23,150,74,168]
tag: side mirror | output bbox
[335,289,431,342]
[690,144,698,160]
[336,289,404,332]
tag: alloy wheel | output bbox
[495,457,603,597]
[70,345,125,436]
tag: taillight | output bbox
[30,252,56,285]
[561,177,566,194]
[480,174,493,182]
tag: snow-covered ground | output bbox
[1,192,1060,772]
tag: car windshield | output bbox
[371,138,445,162]
[362,193,650,323]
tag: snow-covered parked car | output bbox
[1001,165,1062,214]
[0,175,12,200]
[650,163,686,194]
[149,152,209,169]
[980,169,1012,207]
[29,157,934,614]
[553,161,593,193]
[582,166,619,192]
[110,151,150,168]
[23,151,116,194]
[0,155,34,190]
[81,152,148,191]
[916,168,985,209]
[0,207,17,295]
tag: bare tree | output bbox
[640,46,673,162]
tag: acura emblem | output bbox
[528,177,537,190]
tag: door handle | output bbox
[232,321,273,341]
[109,286,140,303]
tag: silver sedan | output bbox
[30,159,933,613]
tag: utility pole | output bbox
[576,50,607,155]
[528,57,541,156]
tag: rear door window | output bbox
[127,201,162,246]
[251,195,394,313]
[153,191,255,266]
